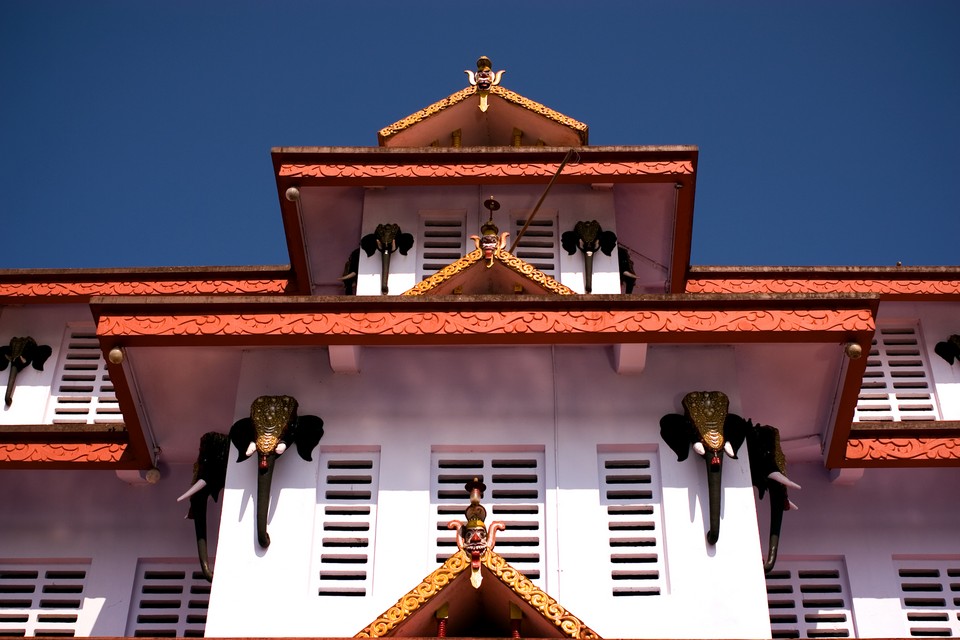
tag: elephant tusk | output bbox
[245,442,257,457]
[768,471,801,490]
[723,441,737,458]
[338,272,357,281]
[275,442,287,455]
[692,442,706,457]
[788,500,799,511]
[177,479,207,502]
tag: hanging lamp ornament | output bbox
[470,197,509,268]
[447,477,505,588]
[464,56,505,112]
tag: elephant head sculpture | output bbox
[229,395,324,548]
[561,220,618,293]
[618,246,638,294]
[0,336,53,407]
[338,248,361,295]
[660,391,749,544]
[744,422,800,574]
[935,334,960,365]
[360,223,414,294]
[177,431,231,582]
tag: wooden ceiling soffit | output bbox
[89,294,878,348]
[686,266,960,300]
[356,549,599,639]
[403,248,575,296]
[377,85,589,146]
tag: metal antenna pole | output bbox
[508,149,575,253]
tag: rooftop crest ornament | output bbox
[470,197,509,268]
[464,56,505,112]
[447,477,505,588]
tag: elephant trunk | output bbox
[380,249,392,295]
[763,484,787,574]
[706,458,723,545]
[4,364,19,407]
[256,454,276,548]
[583,251,595,294]
[189,495,214,582]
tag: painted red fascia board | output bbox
[0,266,294,303]
[686,265,960,300]
[90,292,877,348]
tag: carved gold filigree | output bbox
[403,249,575,296]
[378,87,477,142]
[377,85,588,145]
[356,550,599,639]
[356,551,470,638]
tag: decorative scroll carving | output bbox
[403,249,575,296]
[378,85,588,144]
[0,443,127,464]
[846,438,960,462]
[378,87,478,141]
[96,309,875,340]
[482,551,600,640]
[356,550,599,639]
[278,160,694,181]
[357,552,470,638]
[686,278,960,297]
[0,279,288,299]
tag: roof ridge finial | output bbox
[464,56,505,112]
[446,477,506,588]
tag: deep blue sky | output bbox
[2,2,958,269]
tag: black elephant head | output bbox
[177,431,231,582]
[660,391,749,544]
[935,334,960,365]
[229,395,324,548]
[561,220,618,294]
[360,223,415,294]
[0,336,53,407]
[744,422,800,575]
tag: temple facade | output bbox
[1,58,959,640]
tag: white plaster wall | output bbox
[354,185,621,296]
[205,344,771,639]
[771,463,960,638]
[0,305,90,425]
[0,464,208,636]
[881,300,960,420]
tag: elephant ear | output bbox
[293,415,324,462]
[659,413,694,462]
[31,344,53,371]
[724,413,750,457]
[360,233,379,257]
[396,232,415,256]
[0,346,10,372]
[560,230,579,255]
[228,417,256,462]
[598,230,618,256]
